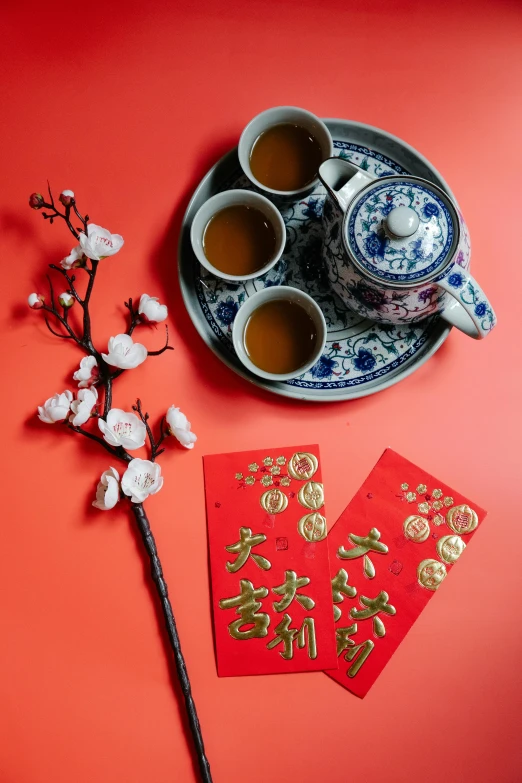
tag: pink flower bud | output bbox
[58,292,74,308]
[29,193,44,210]
[28,293,45,309]
[59,190,75,207]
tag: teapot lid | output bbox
[346,177,459,284]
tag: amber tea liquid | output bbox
[249,123,324,191]
[244,299,318,374]
[203,204,276,276]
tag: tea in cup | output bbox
[232,286,327,381]
[191,190,286,281]
[238,107,334,197]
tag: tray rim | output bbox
[178,118,453,402]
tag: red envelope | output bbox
[326,448,487,697]
[204,445,338,677]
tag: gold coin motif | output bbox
[298,512,327,542]
[417,559,447,591]
[298,481,324,511]
[437,535,466,564]
[446,504,478,535]
[287,452,319,481]
[260,488,288,514]
[403,515,431,543]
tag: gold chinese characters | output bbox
[436,535,466,564]
[260,488,288,514]
[337,527,388,579]
[403,515,430,543]
[298,481,324,511]
[225,527,272,573]
[446,504,478,535]
[298,512,327,542]
[287,452,318,481]
[417,559,447,591]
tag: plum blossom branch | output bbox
[67,422,132,462]
[49,264,84,305]
[132,399,167,461]
[29,186,209,781]
[147,325,173,356]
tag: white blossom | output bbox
[92,467,120,511]
[73,356,99,388]
[61,245,84,270]
[59,190,75,206]
[138,293,168,323]
[98,409,147,450]
[121,458,163,503]
[38,390,73,423]
[69,387,98,427]
[166,405,197,449]
[28,292,44,309]
[102,333,147,370]
[79,224,124,261]
[58,291,74,308]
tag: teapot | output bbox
[318,158,496,339]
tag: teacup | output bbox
[232,286,327,382]
[238,106,334,198]
[190,189,286,281]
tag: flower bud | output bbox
[29,193,44,210]
[59,190,75,207]
[28,293,45,309]
[58,292,74,308]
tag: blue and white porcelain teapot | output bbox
[318,158,496,339]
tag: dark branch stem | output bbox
[49,264,84,305]
[67,423,131,463]
[46,273,56,311]
[131,502,212,783]
[132,399,167,462]
[41,185,80,239]
[148,325,174,356]
[44,316,72,339]
[41,304,82,345]
[124,298,141,336]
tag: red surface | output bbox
[1,1,521,782]
[326,448,487,697]
[204,445,336,676]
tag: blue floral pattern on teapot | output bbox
[318,158,496,339]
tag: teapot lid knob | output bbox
[385,205,420,238]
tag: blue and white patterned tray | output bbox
[178,119,453,401]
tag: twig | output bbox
[49,264,84,305]
[124,298,141,336]
[67,423,131,463]
[41,303,82,345]
[132,399,167,462]
[44,316,73,340]
[148,325,174,356]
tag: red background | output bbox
[1,1,521,782]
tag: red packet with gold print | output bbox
[204,445,338,677]
[326,448,487,697]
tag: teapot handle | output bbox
[435,267,496,339]
[319,157,376,213]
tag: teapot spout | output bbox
[319,157,375,213]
